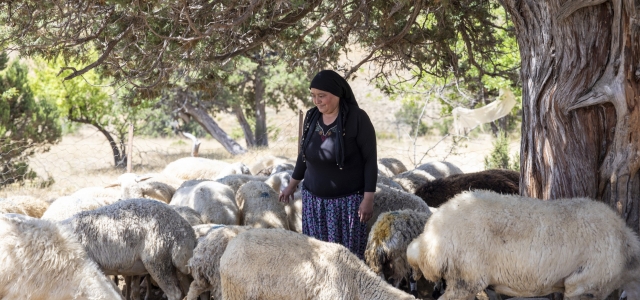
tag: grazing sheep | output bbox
[162,157,231,180]
[214,162,252,179]
[236,181,289,229]
[171,205,204,226]
[378,157,408,177]
[186,225,251,300]
[106,173,176,203]
[249,155,295,175]
[414,161,463,179]
[215,174,267,194]
[0,195,49,218]
[170,181,240,225]
[60,199,197,300]
[0,213,124,300]
[219,228,417,300]
[41,195,120,221]
[407,190,640,300]
[391,169,436,193]
[368,183,432,233]
[365,210,432,291]
[377,175,405,190]
[264,171,293,193]
[414,169,520,207]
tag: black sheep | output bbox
[414,169,519,207]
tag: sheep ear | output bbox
[104,182,121,188]
[136,175,153,183]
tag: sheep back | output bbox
[414,161,463,179]
[365,209,432,286]
[378,157,408,177]
[186,225,251,300]
[237,181,289,229]
[162,157,231,180]
[414,169,519,207]
[219,228,416,300]
[391,169,436,193]
[0,195,49,218]
[407,190,640,299]
[369,184,431,232]
[0,214,124,300]
[170,181,239,225]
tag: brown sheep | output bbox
[414,169,519,207]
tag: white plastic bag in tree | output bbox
[452,88,517,135]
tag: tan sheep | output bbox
[236,181,289,229]
[0,195,49,218]
[414,161,463,179]
[162,157,231,180]
[106,172,176,203]
[407,190,640,300]
[170,181,240,225]
[391,169,436,193]
[215,174,267,195]
[219,228,416,300]
[186,225,251,300]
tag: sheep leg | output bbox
[484,288,501,300]
[124,275,132,300]
[145,262,183,300]
[130,275,141,300]
[143,275,152,300]
[437,278,480,300]
[177,271,192,298]
[185,279,210,300]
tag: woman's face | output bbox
[310,88,340,115]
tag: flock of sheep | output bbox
[1,155,639,300]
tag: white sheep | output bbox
[60,199,197,300]
[171,205,204,226]
[192,223,226,239]
[214,162,252,179]
[236,180,289,229]
[219,228,417,300]
[106,173,176,203]
[378,157,408,177]
[365,209,432,291]
[376,175,405,190]
[249,155,295,175]
[0,213,124,300]
[0,195,49,218]
[186,225,251,300]
[264,170,293,193]
[161,157,231,180]
[284,190,303,233]
[215,174,267,194]
[41,195,120,221]
[368,183,432,233]
[170,180,240,225]
[407,190,640,300]
[414,161,463,179]
[391,169,436,193]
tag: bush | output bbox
[484,132,519,171]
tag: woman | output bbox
[279,70,377,259]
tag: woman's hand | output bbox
[278,178,301,203]
[358,192,375,223]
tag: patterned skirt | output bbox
[301,188,368,260]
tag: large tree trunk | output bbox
[179,102,247,155]
[232,103,256,147]
[498,0,640,229]
[254,63,269,147]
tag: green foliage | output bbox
[0,53,61,188]
[394,100,431,137]
[484,132,519,171]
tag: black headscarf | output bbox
[301,70,359,169]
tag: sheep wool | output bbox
[0,214,124,300]
[414,168,520,207]
[391,169,436,193]
[414,161,463,179]
[368,183,432,233]
[407,190,640,300]
[0,195,49,218]
[61,199,197,300]
[236,181,289,229]
[162,157,231,180]
[186,225,251,300]
[219,228,417,300]
[378,157,408,177]
[170,180,240,225]
[365,209,432,288]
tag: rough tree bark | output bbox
[179,102,247,155]
[498,0,639,229]
[254,63,269,147]
[232,104,257,148]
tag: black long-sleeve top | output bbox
[292,106,378,198]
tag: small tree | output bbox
[0,53,61,187]
[484,132,519,171]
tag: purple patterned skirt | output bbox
[301,188,368,260]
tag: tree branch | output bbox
[556,0,608,20]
